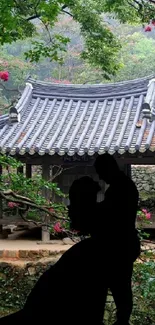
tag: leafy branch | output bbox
[0,189,79,241]
[61,5,73,17]
[0,189,66,220]
[0,155,78,240]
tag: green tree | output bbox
[1,0,155,77]
[0,154,70,237]
[63,27,155,84]
[0,49,34,114]
[112,32,155,82]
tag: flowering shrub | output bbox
[0,71,9,81]
[53,222,63,233]
[52,219,71,235]
[8,201,19,208]
[137,208,152,240]
[144,25,152,32]
[152,19,155,26]
[137,209,151,222]
[0,154,69,237]
[144,19,155,32]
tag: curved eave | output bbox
[28,75,152,100]
[1,142,155,157]
[0,76,155,157]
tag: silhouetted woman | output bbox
[0,176,107,325]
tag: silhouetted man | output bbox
[94,153,140,325]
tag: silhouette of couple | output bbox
[1,154,140,325]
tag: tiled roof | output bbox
[0,75,155,156]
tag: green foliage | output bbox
[136,208,152,240]
[0,258,155,324]
[1,172,64,205]
[0,154,22,169]
[0,261,53,314]
[0,154,68,226]
[132,261,155,325]
[1,0,155,76]
[0,47,34,114]
[1,12,155,99]
[111,32,155,82]
[36,24,155,84]
[101,0,141,24]
[24,36,70,63]
[103,259,155,325]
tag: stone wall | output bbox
[131,165,155,193]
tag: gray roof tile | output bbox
[0,76,155,156]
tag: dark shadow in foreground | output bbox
[0,154,141,325]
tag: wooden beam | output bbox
[42,164,50,242]
[118,157,155,165]
[9,152,155,166]
[26,164,32,178]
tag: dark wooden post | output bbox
[42,163,50,242]
[17,165,24,174]
[26,164,32,178]
[126,164,132,179]
[16,165,24,220]
[123,164,131,178]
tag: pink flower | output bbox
[8,201,19,208]
[145,25,152,32]
[146,213,151,220]
[49,207,55,213]
[54,222,62,233]
[0,71,9,81]
[142,209,147,214]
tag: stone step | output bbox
[0,247,70,260]
[0,239,74,261]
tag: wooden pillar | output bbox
[42,163,50,242]
[126,164,132,179]
[123,164,131,178]
[26,164,32,178]
[17,165,24,174]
